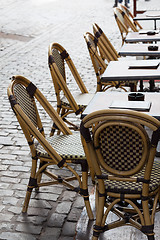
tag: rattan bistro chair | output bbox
[80,109,160,240]
[84,32,131,92]
[120,4,143,30]
[48,42,94,135]
[114,7,139,45]
[7,75,93,220]
[93,23,119,62]
[92,23,137,92]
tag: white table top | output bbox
[125,31,160,43]
[81,92,160,119]
[101,59,160,82]
[119,43,160,56]
[134,11,160,21]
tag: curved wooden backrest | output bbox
[93,23,119,61]
[81,109,160,180]
[48,43,89,113]
[120,4,143,30]
[8,75,72,137]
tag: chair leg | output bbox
[22,156,38,213]
[147,235,155,240]
[81,161,94,220]
[22,190,32,213]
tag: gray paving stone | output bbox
[67,208,82,222]
[0,213,14,221]
[2,197,19,206]
[1,0,160,239]
[61,191,77,201]
[0,189,14,197]
[0,232,37,240]
[8,206,23,215]
[61,221,77,236]
[34,192,59,202]
[48,213,67,227]
[17,215,47,225]
[39,227,61,240]
[55,201,72,214]
[16,222,42,234]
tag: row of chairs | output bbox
[48,22,138,133]
[7,5,160,240]
[114,4,143,44]
[8,77,160,240]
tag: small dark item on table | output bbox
[147,31,156,35]
[148,45,159,51]
[128,93,145,101]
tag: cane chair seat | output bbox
[37,132,85,160]
[7,75,94,220]
[48,42,94,134]
[60,93,94,110]
[80,109,160,240]
[101,161,160,194]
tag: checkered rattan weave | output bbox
[100,160,160,194]
[87,35,102,72]
[14,84,37,127]
[80,109,160,239]
[98,125,144,172]
[52,48,65,79]
[37,132,85,160]
[61,95,86,110]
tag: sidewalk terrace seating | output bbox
[80,109,160,240]
[92,23,137,91]
[48,42,94,135]
[7,75,94,220]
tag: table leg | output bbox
[154,20,156,30]
[149,80,155,92]
[140,80,144,91]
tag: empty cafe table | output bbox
[100,59,160,92]
[81,91,160,120]
[134,11,160,30]
[125,30,160,43]
[119,43,160,57]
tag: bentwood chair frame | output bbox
[7,75,93,220]
[120,4,143,30]
[92,23,137,92]
[93,23,119,61]
[84,32,131,92]
[81,109,160,240]
[114,7,138,45]
[48,42,94,135]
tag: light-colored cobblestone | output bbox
[1,0,160,239]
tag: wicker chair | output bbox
[84,32,133,92]
[113,7,139,45]
[48,42,94,135]
[80,109,160,240]
[92,23,137,92]
[120,4,143,30]
[93,23,119,61]
[7,75,93,220]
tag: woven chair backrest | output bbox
[93,23,119,61]
[114,8,129,36]
[13,83,38,127]
[93,120,150,176]
[85,33,106,75]
[52,48,65,80]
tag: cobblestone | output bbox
[1,0,160,239]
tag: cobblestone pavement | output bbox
[0,0,160,239]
